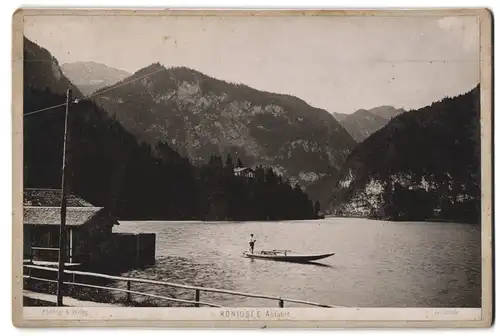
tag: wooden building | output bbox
[233,167,256,179]
[23,188,119,265]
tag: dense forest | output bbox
[24,84,320,221]
[23,36,322,221]
[329,86,481,224]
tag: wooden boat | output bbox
[242,249,335,263]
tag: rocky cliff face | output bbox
[92,64,357,187]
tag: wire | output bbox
[80,67,166,101]
[23,103,67,117]
[23,67,167,116]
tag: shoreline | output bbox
[116,217,479,225]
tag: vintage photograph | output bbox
[13,9,492,327]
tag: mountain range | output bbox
[23,37,201,219]
[61,61,131,96]
[333,106,406,142]
[90,63,357,188]
[22,37,322,221]
[23,36,481,223]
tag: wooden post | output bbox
[71,273,76,295]
[194,289,200,307]
[126,280,131,303]
[279,299,284,308]
[69,228,73,263]
[56,88,72,307]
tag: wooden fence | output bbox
[23,264,333,308]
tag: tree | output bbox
[237,158,244,168]
[314,200,321,217]
[265,167,277,185]
[225,154,234,171]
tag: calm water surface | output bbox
[112,218,481,308]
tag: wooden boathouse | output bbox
[23,188,156,269]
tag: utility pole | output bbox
[57,88,72,306]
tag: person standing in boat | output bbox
[249,234,256,254]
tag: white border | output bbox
[23,307,483,321]
[3,0,497,333]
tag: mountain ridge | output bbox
[91,62,357,188]
[61,61,131,96]
[334,106,406,142]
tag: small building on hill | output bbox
[234,167,256,179]
[23,188,119,264]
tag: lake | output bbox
[112,218,481,308]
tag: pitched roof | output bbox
[23,206,108,226]
[23,188,95,207]
[234,167,255,173]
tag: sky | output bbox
[23,14,480,114]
